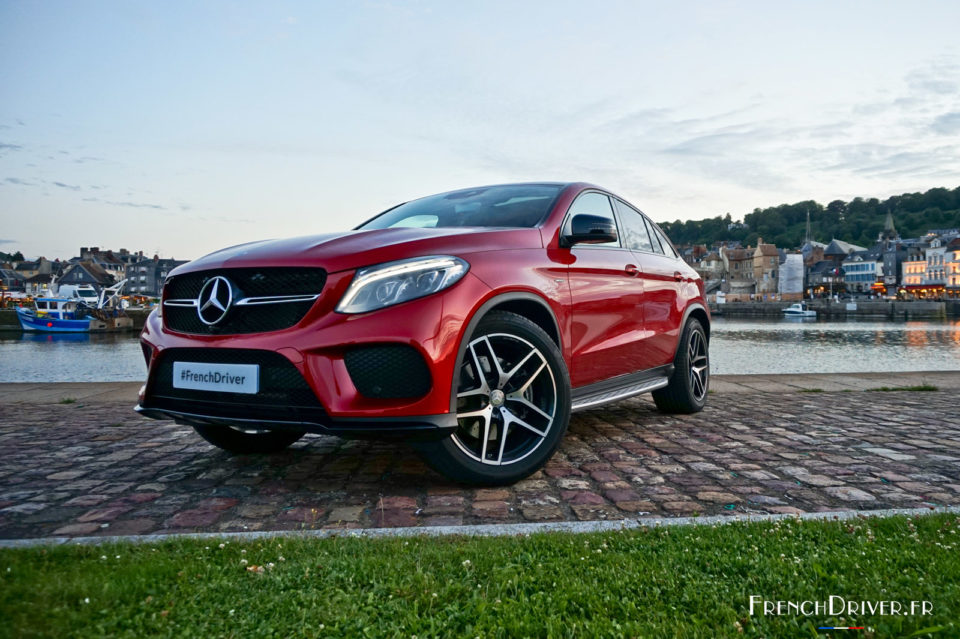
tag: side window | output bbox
[613,199,654,252]
[653,225,678,258]
[643,217,664,254]
[564,192,620,247]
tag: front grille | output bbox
[147,349,324,420]
[163,268,326,335]
[344,344,432,399]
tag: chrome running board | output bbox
[570,366,672,413]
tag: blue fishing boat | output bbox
[16,298,92,332]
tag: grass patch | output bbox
[2,514,958,637]
[57,397,77,405]
[866,385,939,392]
[798,388,824,393]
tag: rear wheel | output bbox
[652,318,709,414]
[416,311,571,485]
[192,424,305,454]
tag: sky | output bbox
[1,0,959,261]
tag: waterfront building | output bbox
[0,268,25,292]
[823,239,868,269]
[719,246,755,295]
[947,238,960,298]
[777,253,804,300]
[24,273,53,295]
[127,256,188,297]
[752,239,779,297]
[901,243,928,298]
[55,260,115,292]
[807,260,842,296]
[13,257,55,280]
[842,248,884,294]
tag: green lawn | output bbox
[2,514,957,638]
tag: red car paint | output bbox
[139,182,707,429]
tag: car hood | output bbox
[171,226,543,276]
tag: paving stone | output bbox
[52,522,101,535]
[371,509,416,527]
[76,506,131,523]
[824,487,877,502]
[327,506,365,523]
[277,507,324,523]
[164,509,223,528]
[521,505,564,521]
[379,496,418,510]
[696,491,742,503]
[0,388,958,539]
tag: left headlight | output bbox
[336,255,469,314]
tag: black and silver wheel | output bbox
[416,311,571,485]
[652,317,709,414]
[192,424,305,454]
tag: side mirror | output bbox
[562,214,618,247]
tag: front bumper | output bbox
[137,270,492,437]
[134,404,457,440]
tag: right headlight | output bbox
[336,255,469,314]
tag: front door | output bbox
[564,192,647,387]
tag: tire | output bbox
[192,424,305,454]
[652,318,709,414]
[415,310,571,485]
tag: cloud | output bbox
[0,142,23,151]
[83,197,166,210]
[931,112,960,135]
[5,177,32,185]
[73,156,104,164]
[52,181,81,191]
[0,239,16,245]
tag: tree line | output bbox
[658,186,960,249]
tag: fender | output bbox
[448,291,562,414]
[671,302,710,362]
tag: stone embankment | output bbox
[0,308,151,331]
[711,299,958,320]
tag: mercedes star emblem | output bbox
[197,276,233,325]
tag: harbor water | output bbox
[1,318,959,383]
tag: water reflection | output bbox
[1,318,959,381]
[710,318,960,375]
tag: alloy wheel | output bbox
[688,328,708,401]
[453,333,557,466]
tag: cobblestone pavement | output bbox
[1,389,958,539]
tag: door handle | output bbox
[673,271,684,281]
[625,264,640,277]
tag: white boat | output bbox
[783,302,817,317]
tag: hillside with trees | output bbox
[658,186,960,248]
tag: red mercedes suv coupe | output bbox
[137,183,709,484]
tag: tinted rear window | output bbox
[358,185,562,230]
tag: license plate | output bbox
[172,362,259,394]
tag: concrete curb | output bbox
[2,505,958,549]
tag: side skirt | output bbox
[570,365,673,413]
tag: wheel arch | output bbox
[448,291,562,413]
[672,303,710,361]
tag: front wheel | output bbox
[416,311,571,485]
[652,318,709,414]
[193,424,305,454]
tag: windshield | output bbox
[79,290,97,298]
[358,184,562,230]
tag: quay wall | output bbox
[711,300,954,320]
[0,308,151,332]
[1,302,956,332]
